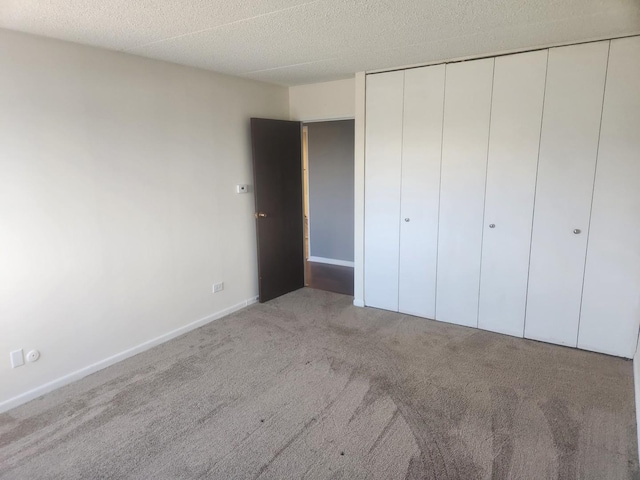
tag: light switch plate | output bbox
[236,184,249,194]
[10,349,24,368]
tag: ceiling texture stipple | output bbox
[1,0,639,86]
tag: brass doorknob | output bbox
[254,212,267,219]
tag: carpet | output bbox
[0,288,637,479]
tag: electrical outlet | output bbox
[236,184,249,194]
[10,349,24,368]
[213,282,224,293]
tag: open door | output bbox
[250,118,304,303]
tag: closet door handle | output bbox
[404,218,410,222]
[489,224,495,229]
[573,228,581,234]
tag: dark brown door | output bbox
[250,118,304,303]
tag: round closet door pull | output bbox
[573,229,581,234]
[404,218,410,222]
[489,224,495,228]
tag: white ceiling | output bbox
[2,0,639,86]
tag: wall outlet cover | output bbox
[213,282,224,293]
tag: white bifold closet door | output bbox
[478,50,547,337]
[364,71,404,311]
[398,65,445,319]
[436,58,494,327]
[578,37,640,357]
[525,41,609,347]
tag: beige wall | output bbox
[0,30,289,410]
[289,78,355,121]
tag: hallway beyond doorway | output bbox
[305,260,354,296]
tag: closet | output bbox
[363,65,444,317]
[435,58,493,327]
[398,65,445,318]
[364,37,640,358]
[478,50,547,337]
[363,71,403,312]
[577,37,640,358]
[524,41,609,347]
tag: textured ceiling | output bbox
[2,0,640,86]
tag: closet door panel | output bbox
[478,50,547,337]
[364,71,404,311]
[579,37,640,358]
[436,58,494,327]
[525,41,609,346]
[398,65,445,319]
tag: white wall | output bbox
[0,29,289,410]
[289,78,355,121]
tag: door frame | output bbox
[300,117,356,285]
[302,126,311,265]
[296,116,356,268]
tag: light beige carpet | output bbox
[0,288,637,479]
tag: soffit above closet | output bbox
[1,0,639,86]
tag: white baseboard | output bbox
[308,256,355,268]
[353,299,365,307]
[0,295,259,414]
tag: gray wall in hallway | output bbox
[307,120,355,262]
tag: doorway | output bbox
[302,120,355,296]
